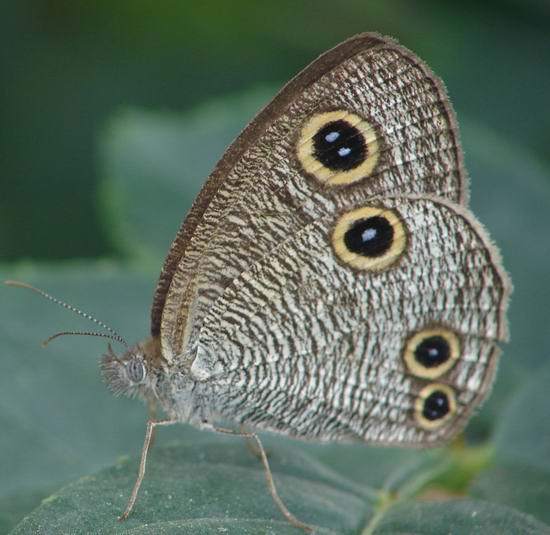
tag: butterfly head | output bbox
[100,340,158,399]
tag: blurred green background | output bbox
[2,0,549,261]
[2,1,550,533]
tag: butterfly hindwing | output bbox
[192,196,508,444]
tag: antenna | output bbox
[5,280,129,349]
[41,330,128,348]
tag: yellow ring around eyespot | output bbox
[414,383,457,430]
[332,206,407,271]
[296,110,380,186]
[403,328,460,379]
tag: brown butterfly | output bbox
[9,32,510,533]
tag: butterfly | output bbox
[10,32,510,533]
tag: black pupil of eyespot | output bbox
[313,120,367,171]
[343,216,394,257]
[415,336,450,368]
[422,390,450,421]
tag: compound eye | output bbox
[126,358,146,383]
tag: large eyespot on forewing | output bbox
[297,110,379,187]
[332,205,407,271]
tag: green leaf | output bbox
[468,361,550,524]
[492,359,550,471]
[0,487,54,534]
[471,463,550,526]
[372,499,550,535]
[10,441,367,534]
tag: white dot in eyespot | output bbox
[325,131,340,143]
[361,227,377,242]
[338,147,351,157]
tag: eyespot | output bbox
[332,206,407,271]
[126,358,146,384]
[403,328,460,379]
[297,110,379,186]
[415,384,457,430]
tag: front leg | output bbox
[118,418,177,521]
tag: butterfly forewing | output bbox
[154,33,467,360]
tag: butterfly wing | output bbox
[152,33,468,363]
[192,196,509,444]
[151,33,509,444]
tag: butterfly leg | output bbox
[118,418,177,521]
[240,424,266,459]
[147,399,159,447]
[213,425,314,534]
